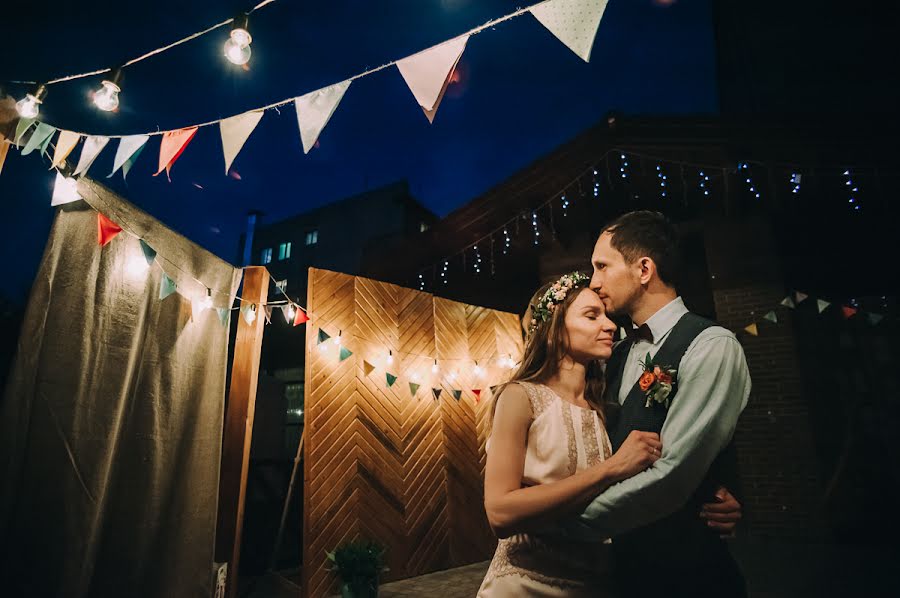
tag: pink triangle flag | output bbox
[155,127,198,180]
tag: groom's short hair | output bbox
[599,210,682,288]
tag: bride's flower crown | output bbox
[528,271,591,335]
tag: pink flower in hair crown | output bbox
[528,271,590,334]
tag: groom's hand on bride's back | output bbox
[700,486,742,538]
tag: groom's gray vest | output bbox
[605,312,745,597]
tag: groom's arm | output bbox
[559,330,750,540]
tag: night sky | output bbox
[0,0,716,302]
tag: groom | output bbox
[560,210,750,597]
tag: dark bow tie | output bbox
[626,323,654,344]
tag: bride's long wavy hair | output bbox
[490,278,606,425]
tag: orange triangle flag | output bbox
[155,127,198,179]
[743,323,758,337]
[293,307,310,326]
[841,306,858,319]
[97,213,123,246]
[363,361,375,376]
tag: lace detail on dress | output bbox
[519,382,554,418]
[582,409,604,467]
[559,392,579,475]
[482,533,607,591]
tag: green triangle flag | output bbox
[451,390,462,401]
[317,329,331,344]
[139,239,157,266]
[386,373,397,387]
[817,299,830,314]
[432,388,442,401]
[339,346,353,361]
[780,296,795,309]
[763,311,778,324]
[868,312,884,326]
[14,118,35,145]
[159,273,177,300]
[21,123,55,156]
[409,382,420,396]
[216,308,230,326]
[490,385,497,395]
[120,142,146,180]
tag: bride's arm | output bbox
[483,385,658,539]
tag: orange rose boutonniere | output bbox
[638,353,677,408]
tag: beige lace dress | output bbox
[477,381,616,598]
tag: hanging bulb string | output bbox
[12,0,558,139]
[6,0,280,87]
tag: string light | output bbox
[503,227,510,254]
[843,169,860,211]
[656,164,667,198]
[125,251,150,281]
[431,359,439,374]
[440,260,448,285]
[619,153,629,179]
[386,350,394,365]
[447,370,457,383]
[92,68,123,112]
[418,273,425,291]
[739,162,760,199]
[592,168,600,198]
[198,288,213,312]
[561,194,569,216]
[473,361,484,377]
[224,14,252,65]
[473,244,482,274]
[333,330,342,346]
[287,304,296,320]
[16,84,47,118]
[531,211,540,245]
[791,172,802,194]
[245,303,257,323]
[698,170,710,197]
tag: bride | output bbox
[478,271,657,596]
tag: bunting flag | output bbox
[0,134,10,175]
[295,80,351,153]
[51,172,83,206]
[763,311,778,324]
[279,305,292,324]
[363,360,376,376]
[473,389,482,402]
[108,135,149,179]
[317,329,331,344]
[14,118,35,145]
[220,110,264,173]
[155,127,198,179]
[159,273,177,300]
[386,373,397,387]
[817,299,830,314]
[263,305,274,324]
[217,308,230,327]
[74,135,110,176]
[432,388,442,401]
[868,313,884,326]
[489,385,498,396]
[780,296,796,309]
[21,122,56,156]
[51,130,81,169]
[451,389,462,401]
[409,382,420,397]
[396,35,468,123]
[743,323,759,337]
[339,346,353,361]
[841,306,858,319]
[529,0,609,62]
[97,212,123,246]
[293,307,310,326]
[795,291,809,304]
[139,239,157,265]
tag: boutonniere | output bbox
[638,352,677,408]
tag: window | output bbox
[260,247,272,264]
[278,242,292,260]
[285,382,304,424]
[419,222,429,233]
[305,230,318,246]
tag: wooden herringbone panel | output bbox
[303,269,522,598]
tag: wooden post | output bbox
[215,266,269,598]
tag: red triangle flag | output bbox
[841,306,858,319]
[293,307,310,326]
[155,127,198,180]
[473,389,482,402]
[97,213,123,246]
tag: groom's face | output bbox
[590,232,641,317]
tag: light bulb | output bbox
[473,362,484,377]
[93,80,121,112]
[333,332,342,346]
[16,94,40,118]
[431,360,439,374]
[125,253,149,281]
[386,351,394,365]
[287,305,296,320]
[447,371,457,383]
[199,290,213,312]
[245,305,257,323]
[224,38,252,65]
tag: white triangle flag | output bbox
[51,172,83,206]
[295,80,351,154]
[780,296,795,309]
[220,110,264,173]
[73,135,109,176]
[109,134,149,177]
[51,130,81,169]
[795,291,809,304]
[530,0,610,62]
[817,299,830,314]
[763,311,778,324]
[396,35,468,123]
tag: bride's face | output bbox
[563,289,617,362]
